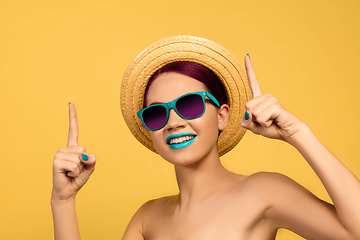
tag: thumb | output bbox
[71,153,96,190]
[80,153,96,174]
[240,111,261,135]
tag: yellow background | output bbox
[1,0,359,239]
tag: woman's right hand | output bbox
[52,103,96,202]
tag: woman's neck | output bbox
[173,149,240,209]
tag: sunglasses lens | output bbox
[176,94,204,118]
[142,105,167,130]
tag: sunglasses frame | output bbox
[137,91,221,131]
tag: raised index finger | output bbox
[245,54,262,98]
[67,103,79,146]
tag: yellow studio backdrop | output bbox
[0,0,359,239]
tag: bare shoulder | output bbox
[122,195,177,240]
[246,171,293,182]
[241,171,300,191]
[138,195,177,213]
[131,195,177,221]
[243,171,309,191]
[245,170,323,202]
[240,171,317,210]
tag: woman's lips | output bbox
[166,132,196,149]
[168,135,195,145]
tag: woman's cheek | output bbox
[149,131,164,151]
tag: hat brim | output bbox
[121,35,252,157]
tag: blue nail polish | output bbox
[81,153,89,161]
[245,111,250,120]
[69,102,71,105]
[247,53,250,59]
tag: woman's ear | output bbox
[218,104,230,130]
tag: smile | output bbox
[169,135,195,144]
[166,133,196,149]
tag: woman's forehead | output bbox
[145,72,208,104]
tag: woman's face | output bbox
[145,72,229,166]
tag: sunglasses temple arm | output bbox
[205,92,221,107]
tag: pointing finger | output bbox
[245,54,262,98]
[67,103,79,146]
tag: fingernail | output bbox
[69,102,71,105]
[247,53,250,59]
[81,153,89,161]
[245,111,250,120]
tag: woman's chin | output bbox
[161,148,216,168]
[162,154,200,167]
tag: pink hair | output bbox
[144,61,228,107]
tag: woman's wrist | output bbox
[51,191,76,206]
[285,121,313,148]
[51,194,81,240]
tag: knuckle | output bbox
[252,108,260,117]
[264,121,272,127]
[258,122,267,127]
[252,109,261,119]
[270,96,278,103]
[73,163,79,170]
[54,152,63,160]
[257,118,265,126]
[244,102,252,110]
[78,146,86,153]
[70,163,79,172]
[264,93,272,98]
[266,94,278,104]
[69,145,86,154]
[57,147,66,153]
[256,116,269,127]
[53,159,61,168]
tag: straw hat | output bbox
[120,35,252,156]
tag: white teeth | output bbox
[169,135,195,144]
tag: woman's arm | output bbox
[51,103,96,240]
[52,103,144,240]
[51,197,80,240]
[240,55,360,239]
[290,123,360,238]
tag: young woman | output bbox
[52,36,360,240]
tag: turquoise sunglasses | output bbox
[137,91,220,131]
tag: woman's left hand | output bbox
[240,55,304,143]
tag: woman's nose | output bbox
[165,109,187,131]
